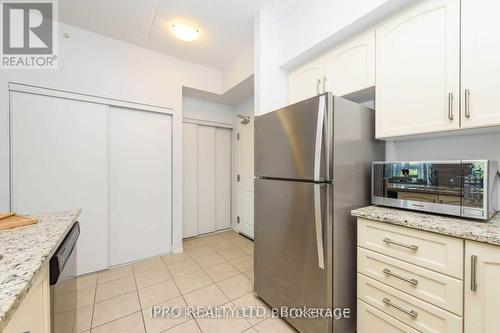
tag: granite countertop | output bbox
[351,205,500,246]
[0,209,80,330]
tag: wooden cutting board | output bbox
[0,212,38,230]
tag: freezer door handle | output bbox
[313,95,326,182]
[314,184,325,269]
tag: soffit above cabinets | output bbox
[183,74,254,105]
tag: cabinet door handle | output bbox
[465,88,471,118]
[471,255,478,291]
[448,92,453,120]
[383,238,418,251]
[383,268,418,285]
[323,76,327,93]
[383,298,418,318]
[316,78,321,95]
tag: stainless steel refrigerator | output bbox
[254,93,384,333]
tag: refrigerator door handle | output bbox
[314,184,325,269]
[313,95,326,182]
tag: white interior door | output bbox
[182,123,198,238]
[11,92,109,275]
[215,128,232,230]
[109,107,172,266]
[182,122,232,238]
[197,126,217,234]
[237,118,254,238]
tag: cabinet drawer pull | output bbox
[465,88,471,118]
[316,78,321,95]
[471,255,478,291]
[383,238,419,251]
[448,92,453,120]
[383,297,418,318]
[383,268,418,286]
[323,76,327,93]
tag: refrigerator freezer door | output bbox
[254,178,332,333]
[255,94,331,181]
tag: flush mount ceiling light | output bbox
[171,23,199,42]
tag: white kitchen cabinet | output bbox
[358,218,463,278]
[4,264,50,333]
[461,0,500,129]
[109,107,172,266]
[464,241,500,333]
[358,300,420,333]
[375,0,460,138]
[288,57,323,104]
[182,122,232,237]
[358,274,462,333]
[11,92,109,275]
[357,218,465,333]
[324,31,375,97]
[288,31,375,104]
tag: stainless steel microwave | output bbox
[372,160,498,220]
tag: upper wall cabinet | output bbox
[288,31,375,104]
[461,0,500,129]
[324,31,375,97]
[375,0,460,138]
[288,57,323,104]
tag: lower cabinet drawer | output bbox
[358,247,463,315]
[358,274,462,333]
[357,218,463,279]
[358,299,420,333]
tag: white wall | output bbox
[254,8,288,116]
[276,0,412,66]
[386,132,500,210]
[223,46,254,93]
[254,0,418,116]
[182,97,235,125]
[234,96,254,117]
[0,23,223,253]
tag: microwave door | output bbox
[254,94,330,182]
[372,161,462,217]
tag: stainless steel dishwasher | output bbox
[49,222,80,333]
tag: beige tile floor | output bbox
[74,230,297,333]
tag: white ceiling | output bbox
[59,0,264,70]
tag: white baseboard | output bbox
[171,244,184,254]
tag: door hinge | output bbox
[237,216,240,224]
[237,132,240,140]
[237,174,241,182]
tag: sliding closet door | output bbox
[109,107,172,266]
[182,123,232,237]
[183,123,198,238]
[11,92,108,275]
[197,126,217,234]
[215,128,231,230]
